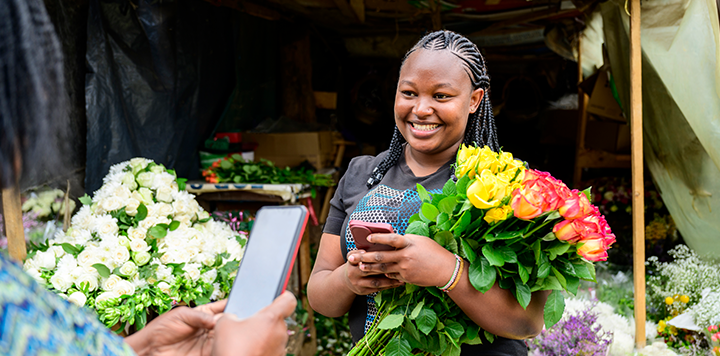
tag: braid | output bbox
[367,30,499,188]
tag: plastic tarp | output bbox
[597,0,720,258]
[85,0,235,193]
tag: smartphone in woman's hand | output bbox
[349,220,395,251]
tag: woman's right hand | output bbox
[343,250,404,295]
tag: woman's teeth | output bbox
[412,123,439,131]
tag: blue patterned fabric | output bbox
[0,254,135,356]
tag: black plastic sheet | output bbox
[85,0,235,193]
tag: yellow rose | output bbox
[467,171,505,209]
[457,154,480,179]
[476,147,499,173]
[456,144,476,163]
[484,205,512,224]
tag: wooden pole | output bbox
[2,186,27,261]
[630,0,646,348]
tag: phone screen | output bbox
[224,206,308,320]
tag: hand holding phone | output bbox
[349,220,395,251]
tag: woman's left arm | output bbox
[355,232,549,340]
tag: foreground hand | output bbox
[126,299,227,356]
[212,291,297,356]
[355,233,457,287]
[344,249,404,295]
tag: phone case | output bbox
[349,220,395,251]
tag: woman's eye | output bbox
[401,91,416,97]
[435,94,449,99]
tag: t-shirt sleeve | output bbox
[323,168,350,236]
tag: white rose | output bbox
[159,253,173,265]
[70,229,92,245]
[94,215,119,236]
[117,235,130,249]
[50,245,66,259]
[156,186,174,203]
[68,291,87,307]
[112,247,131,265]
[26,268,45,284]
[125,198,141,216]
[157,281,171,295]
[138,188,154,205]
[50,273,73,292]
[76,249,94,266]
[76,273,99,292]
[210,283,225,300]
[128,227,147,241]
[149,165,164,174]
[96,291,120,304]
[112,185,132,201]
[119,261,138,277]
[137,172,155,188]
[201,269,217,284]
[56,255,78,272]
[199,253,216,267]
[156,265,173,280]
[114,279,136,296]
[102,274,123,291]
[82,264,101,278]
[198,210,210,221]
[70,266,85,280]
[100,196,123,213]
[23,258,38,271]
[183,263,201,282]
[155,203,173,218]
[133,251,151,266]
[129,238,149,252]
[139,217,156,230]
[122,172,138,191]
[35,251,57,270]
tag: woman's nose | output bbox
[412,96,434,117]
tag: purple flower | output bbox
[530,307,612,356]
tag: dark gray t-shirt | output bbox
[323,149,528,355]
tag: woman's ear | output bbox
[469,88,485,114]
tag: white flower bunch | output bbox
[688,290,720,329]
[23,158,247,331]
[21,188,76,218]
[647,245,720,313]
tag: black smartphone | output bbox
[224,205,308,320]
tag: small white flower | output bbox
[112,246,131,265]
[100,196,123,213]
[133,251,151,266]
[201,269,217,284]
[26,268,45,284]
[136,172,155,188]
[35,251,57,270]
[49,245,66,259]
[56,255,78,272]
[121,172,138,191]
[50,273,74,292]
[138,188,154,205]
[210,283,225,300]
[93,214,119,236]
[125,198,141,216]
[67,291,87,307]
[76,274,99,292]
[102,274,123,291]
[183,263,201,282]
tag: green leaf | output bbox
[541,276,563,291]
[416,308,438,335]
[404,318,422,343]
[572,261,593,281]
[438,196,458,215]
[378,314,405,330]
[147,224,168,239]
[546,241,570,260]
[93,263,111,278]
[385,338,412,356]
[543,211,561,222]
[565,275,579,295]
[544,290,566,329]
[405,221,430,237]
[537,258,551,279]
[459,238,477,264]
[552,267,567,289]
[486,230,523,242]
[518,263,530,284]
[456,175,470,196]
[468,256,496,293]
[60,243,80,256]
[541,231,556,241]
[514,278,532,309]
[220,160,232,169]
[79,194,92,206]
[421,203,440,222]
[581,187,592,201]
[484,331,495,343]
[444,320,465,339]
[441,345,461,356]
[531,240,541,264]
[451,210,471,235]
[433,231,456,252]
[136,204,148,221]
[417,184,432,202]
[169,220,180,231]
[436,212,450,226]
[442,179,457,196]
[464,323,480,344]
[410,300,424,320]
[177,178,187,191]
[482,245,516,267]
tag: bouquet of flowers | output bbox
[23,158,246,332]
[202,154,334,188]
[349,145,615,356]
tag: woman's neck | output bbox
[404,142,460,177]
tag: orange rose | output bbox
[558,190,593,220]
[577,237,608,261]
[552,219,583,243]
[511,188,544,220]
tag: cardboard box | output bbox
[243,131,337,169]
[586,69,626,123]
[584,118,630,153]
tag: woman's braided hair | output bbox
[366,30,498,188]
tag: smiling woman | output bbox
[308,30,548,356]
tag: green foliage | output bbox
[203,156,335,187]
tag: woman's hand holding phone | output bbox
[343,250,403,295]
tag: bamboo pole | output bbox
[2,186,27,261]
[629,0,646,349]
